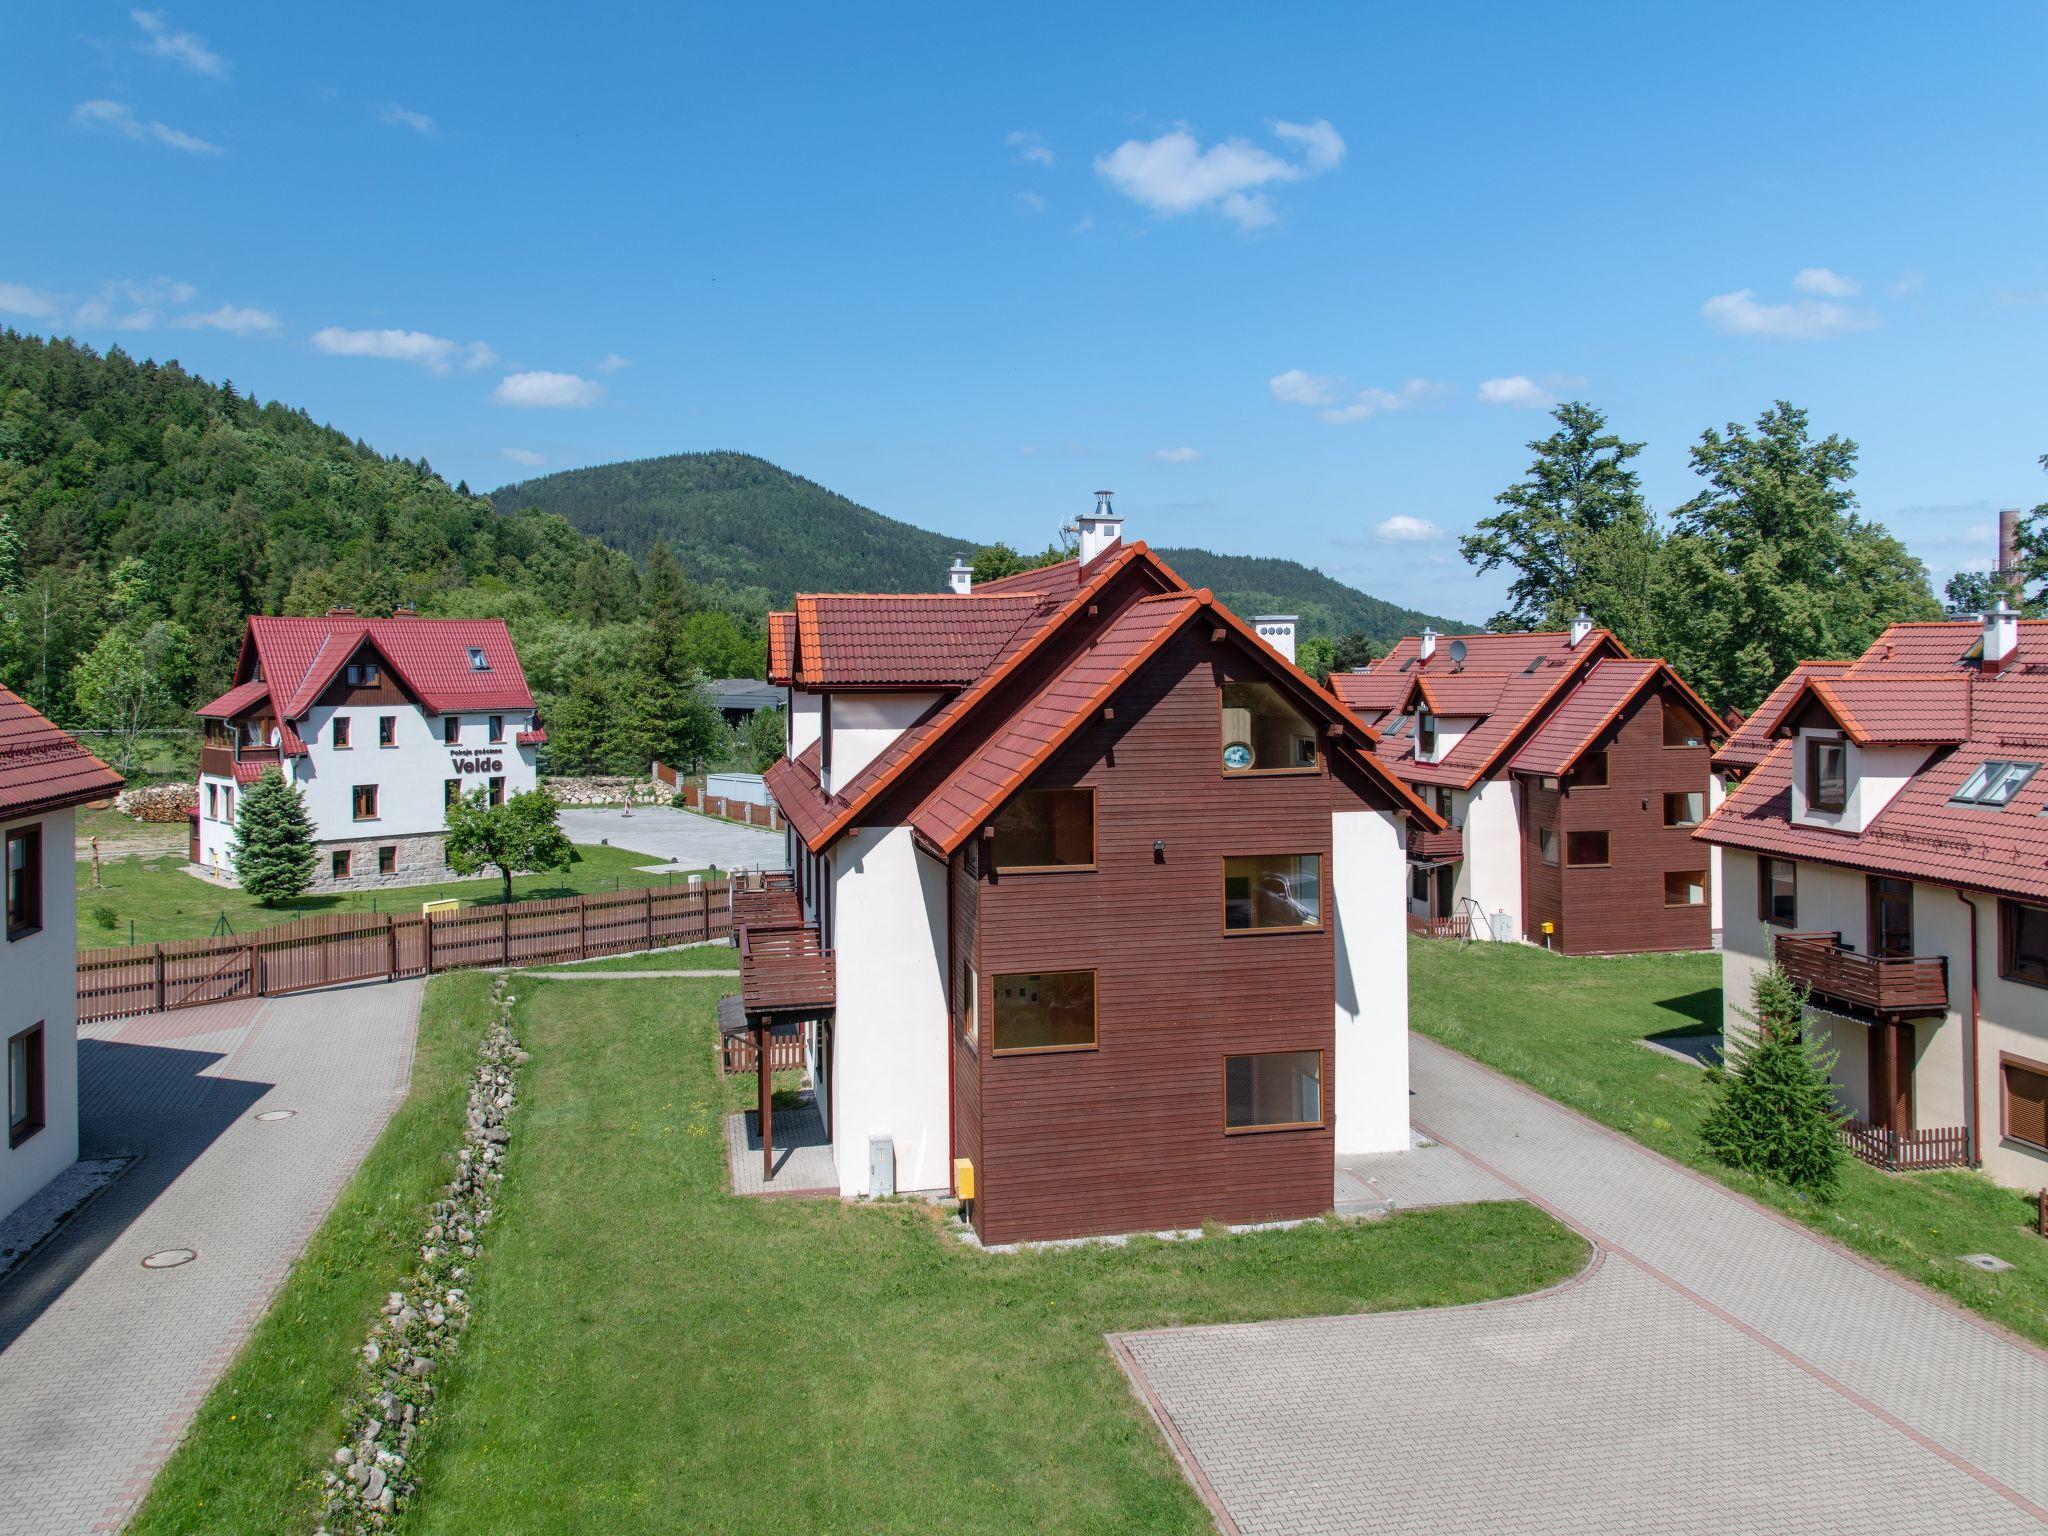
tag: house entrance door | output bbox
[1868,876,1914,958]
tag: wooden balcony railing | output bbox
[1774,932,1948,1019]
[200,743,282,778]
[1406,824,1464,864]
[1406,912,1470,941]
[738,922,836,1015]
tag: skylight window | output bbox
[1952,760,2038,808]
[467,646,490,672]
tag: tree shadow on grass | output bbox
[1651,987,1720,1036]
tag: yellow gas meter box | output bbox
[953,1158,976,1201]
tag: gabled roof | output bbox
[243,614,535,720]
[0,685,124,820]
[1405,672,1514,718]
[971,556,1085,598]
[1508,659,1724,777]
[1699,619,2048,903]
[766,612,797,686]
[1715,660,1849,773]
[792,593,1051,687]
[1761,672,1973,747]
[195,678,272,720]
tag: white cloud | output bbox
[114,276,196,305]
[1700,287,1879,340]
[379,103,437,134]
[0,282,60,319]
[593,351,631,373]
[1889,271,1924,298]
[1151,447,1201,463]
[1374,515,1444,543]
[1068,216,1093,236]
[1793,266,1860,297]
[501,448,547,466]
[1015,190,1047,215]
[72,99,222,154]
[1269,368,1342,407]
[131,9,226,77]
[1094,117,1344,231]
[74,298,159,331]
[491,371,602,409]
[1477,375,1552,409]
[1006,129,1053,167]
[1315,378,1443,424]
[312,326,496,374]
[170,302,279,335]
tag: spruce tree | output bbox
[230,768,319,905]
[1701,965,1846,1195]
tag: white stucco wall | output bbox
[1462,775,1523,941]
[825,825,951,1196]
[1708,773,1727,934]
[1416,714,1480,766]
[2,807,82,1221]
[1331,807,1410,1154]
[789,689,822,758]
[822,692,942,796]
[1789,730,1925,834]
[196,772,237,871]
[296,704,537,841]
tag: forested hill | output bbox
[491,451,1464,639]
[491,452,967,600]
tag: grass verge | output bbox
[126,971,500,1535]
[520,942,740,972]
[1408,937,2048,1346]
[398,976,1583,1534]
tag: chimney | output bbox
[947,557,972,596]
[1418,627,1437,661]
[1076,490,1124,566]
[1252,615,1297,664]
[327,605,357,617]
[2000,508,2023,601]
[394,601,418,616]
[1569,609,1594,647]
[1984,597,2020,674]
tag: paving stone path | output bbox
[0,982,421,1536]
[1115,1034,2048,1536]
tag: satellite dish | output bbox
[1448,639,1468,665]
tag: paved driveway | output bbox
[1115,1036,2048,1536]
[0,982,421,1536]
[559,805,784,872]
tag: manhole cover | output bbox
[1959,1253,2014,1272]
[254,1109,297,1121]
[141,1248,197,1269]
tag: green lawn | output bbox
[1409,937,2048,1346]
[74,843,699,949]
[521,942,740,972]
[128,972,501,1535]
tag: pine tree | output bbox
[1701,965,1846,1195]
[229,768,319,905]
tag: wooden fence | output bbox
[1838,1117,1970,1172]
[720,1024,809,1076]
[77,879,733,1024]
[651,762,784,831]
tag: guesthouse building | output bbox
[193,610,542,890]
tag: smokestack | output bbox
[1984,597,2020,674]
[1076,490,1124,566]
[1418,626,1437,661]
[2001,508,2023,600]
[1253,615,1297,664]
[947,557,972,596]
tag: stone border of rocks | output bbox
[316,974,526,1533]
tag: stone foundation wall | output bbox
[308,832,469,892]
[543,775,670,807]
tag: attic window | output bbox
[1952,760,2038,808]
[468,647,490,672]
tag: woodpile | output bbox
[114,783,199,822]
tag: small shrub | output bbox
[90,903,118,930]
[1701,965,1846,1195]
[670,791,686,810]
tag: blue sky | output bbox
[5,3,2044,623]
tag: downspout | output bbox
[945,853,957,1197]
[1952,888,1981,1167]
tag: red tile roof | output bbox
[1699,620,2048,903]
[1507,660,1662,776]
[0,686,124,819]
[230,759,274,784]
[195,678,271,720]
[791,594,1051,687]
[238,614,534,722]
[971,556,1084,597]
[767,611,797,685]
[516,728,547,747]
[1761,672,1973,746]
[1715,661,1849,773]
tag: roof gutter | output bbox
[1952,887,1982,1168]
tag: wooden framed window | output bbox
[488,775,505,808]
[332,716,351,749]
[222,785,234,821]
[1663,705,1708,748]
[445,778,462,812]
[1663,791,1705,827]
[331,849,351,879]
[206,783,219,819]
[1807,736,1847,813]
[1759,856,1797,927]
[489,714,505,743]
[991,787,1095,871]
[352,784,379,820]
[1663,869,1707,907]
[990,969,1096,1055]
[1415,709,1438,759]
[1538,826,1559,866]
[1998,899,2048,988]
[2003,1054,2048,1151]
[1223,1050,1323,1133]
[1220,681,1319,774]
[1223,853,1323,932]
[1564,830,1609,867]
[445,716,462,745]
[5,825,42,940]
[957,960,978,1050]
[346,661,381,687]
[1409,865,1430,904]
[1570,751,1608,788]
[8,1022,45,1148]
[378,845,397,875]
[378,715,396,747]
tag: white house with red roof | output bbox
[192,609,541,889]
[1700,604,2048,1189]
[1329,622,1727,954]
[1,686,123,1221]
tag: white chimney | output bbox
[947,557,972,595]
[1077,490,1124,566]
[1985,597,2020,673]
[1253,614,1297,664]
[1569,609,1594,647]
[1418,627,1437,661]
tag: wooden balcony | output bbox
[1774,931,1948,1020]
[199,744,234,778]
[1407,824,1464,865]
[739,922,835,1017]
[732,886,802,933]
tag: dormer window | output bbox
[1415,710,1438,759]
[1807,737,1848,814]
[346,662,380,687]
[468,647,490,672]
[1952,760,2037,809]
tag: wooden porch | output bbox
[1773,931,1948,1019]
[720,873,835,1188]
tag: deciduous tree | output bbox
[444,785,574,904]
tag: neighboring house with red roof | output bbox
[1,687,123,1221]
[752,495,1443,1245]
[192,609,540,889]
[1697,604,2048,1188]
[1329,617,1726,954]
